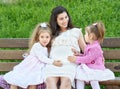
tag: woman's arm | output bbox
[78,31,86,52]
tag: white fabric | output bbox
[77,80,85,89]
[90,81,100,89]
[4,43,52,88]
[76,64,115,81]
[77,80,100,89]
[44,28,82,87]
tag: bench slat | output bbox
[100,77,120,85]
[0,38,29,48]
[0,50,120,60]
[104,50,120,59]
[0,62,119,72]
[105,62,120,72]
[102,37,120,48]
[0,38,120,48]
[0,50,26,59]
[0,62,19,71]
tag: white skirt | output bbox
[76,64,115,81]
[44,63,77,87]
[4,55,45,88]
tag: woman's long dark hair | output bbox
[50,6,74,37]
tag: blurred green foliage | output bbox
[0,0,119,38]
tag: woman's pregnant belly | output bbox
[50,46,73,64]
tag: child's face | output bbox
[57,12,69,30]
[84,30,95,44]
[39,32,51,47]
[84,31,90,43]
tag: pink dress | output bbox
[3,42,54,88]
[75,41,115,81]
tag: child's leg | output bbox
[90,81,100,89]
[76,80,84,89]
[29,85,37,89]
[10,85,18,89]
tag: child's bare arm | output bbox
[68,56,76,63]
[72,48,80,56]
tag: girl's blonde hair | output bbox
[85,22,105,43]
[28,22,52,53]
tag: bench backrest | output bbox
[0,38,28,72]
[0,38,120,73]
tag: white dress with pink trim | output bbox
[4,43,53,88]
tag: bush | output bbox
[0,0,119,37]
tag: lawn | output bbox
[0,0,119,38]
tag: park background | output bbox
[0,0,119,38]
[0,0,119,89]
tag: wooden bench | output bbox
[0,38,120,89]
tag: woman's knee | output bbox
[46,77,59,89]
[60,77,71,89]
[29,85,36,89]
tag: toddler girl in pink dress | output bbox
[68,22,115,89]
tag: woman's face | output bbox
[56,12,69,30]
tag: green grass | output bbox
[0,0,120,38]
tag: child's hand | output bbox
[103,57,105,64]
[72,48,80,56]
[22,53,29,59]
[53,60,63,67]
[68,56,76,63]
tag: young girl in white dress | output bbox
[68,22,115,89]
[3,22,62,89]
